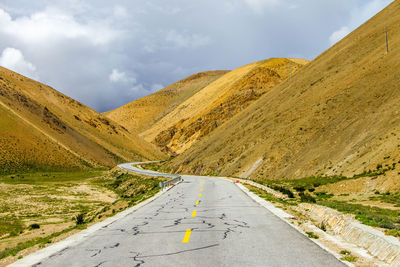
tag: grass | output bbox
[0,170,105,184]
[0,217,24,237]
[258,175,349,190]
[0,226,74,259]
[306,231,319,239]
[385,229,400,237]
[341,256,357,262]
[142,162,162,172]
[340,250,351,255]
[317,200,400,229]
[246,185,297,206]
[369,191,400,206]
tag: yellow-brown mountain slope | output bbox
[142,58,308,154]
[104,70,228,133]
[0,67,166,174]
[166,1,400,181]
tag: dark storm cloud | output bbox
[0,0,393,112]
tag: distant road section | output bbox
[15,164,344,266]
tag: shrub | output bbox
[271,185,295,198]
[386,229,400,237]
[299,192,316,203]
[29,223,40,230]
[306,231,319,239]
[75,213,85,225]
[294,186,306,192]
[315,192,333,199]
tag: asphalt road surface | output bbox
[31,165,345,267]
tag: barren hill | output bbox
[0,67,166,174]
[142,58,308,154]
[104,70,229,133]
[166,1,400,182]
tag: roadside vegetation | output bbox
[245,161,400,239]
[0,168,166,263]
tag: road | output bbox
[26,164,345,266]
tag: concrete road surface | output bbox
[27,165,345,267]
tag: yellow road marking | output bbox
[199,193,202,197]
[200,188,203,192]
[192,210,197,217]
[196,200,199,205]
[182,229,192,243]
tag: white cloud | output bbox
[329,26,350,45]
[113,5,127,18]
[165,30,211,49]
[243,0,280,14]
[0,8,118,46]
[109,69,136,83]
[0,47,38,79]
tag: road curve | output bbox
[23,164,345,266]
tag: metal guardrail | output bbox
[159,176,182,190]
[118,163,183,190]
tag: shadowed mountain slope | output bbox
[142,58,308,154]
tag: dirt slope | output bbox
[104,70,229,133]
[166,1,400,181]
[142,58,308,154]
[0,67,166,174]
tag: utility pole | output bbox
[385,26,389,54]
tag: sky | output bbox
[0,0,393,112]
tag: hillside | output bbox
[104,70,229,133]
[142,58,308,154]
[166,1,400,186]
[0,67,166,174]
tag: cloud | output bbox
[109,69,136,83]
[243,0,280,14]
[0,7,118,46]
[0,47,38,79]
[329,26,350,45]
[165,30,211,49]
[113,5,127,18]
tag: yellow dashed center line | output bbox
[183,183,205,243]
[182,229,192,243]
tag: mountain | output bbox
[166,1,400,181]
[141,58,308,154]
[0,67,166,174]
[104,70,228,133]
